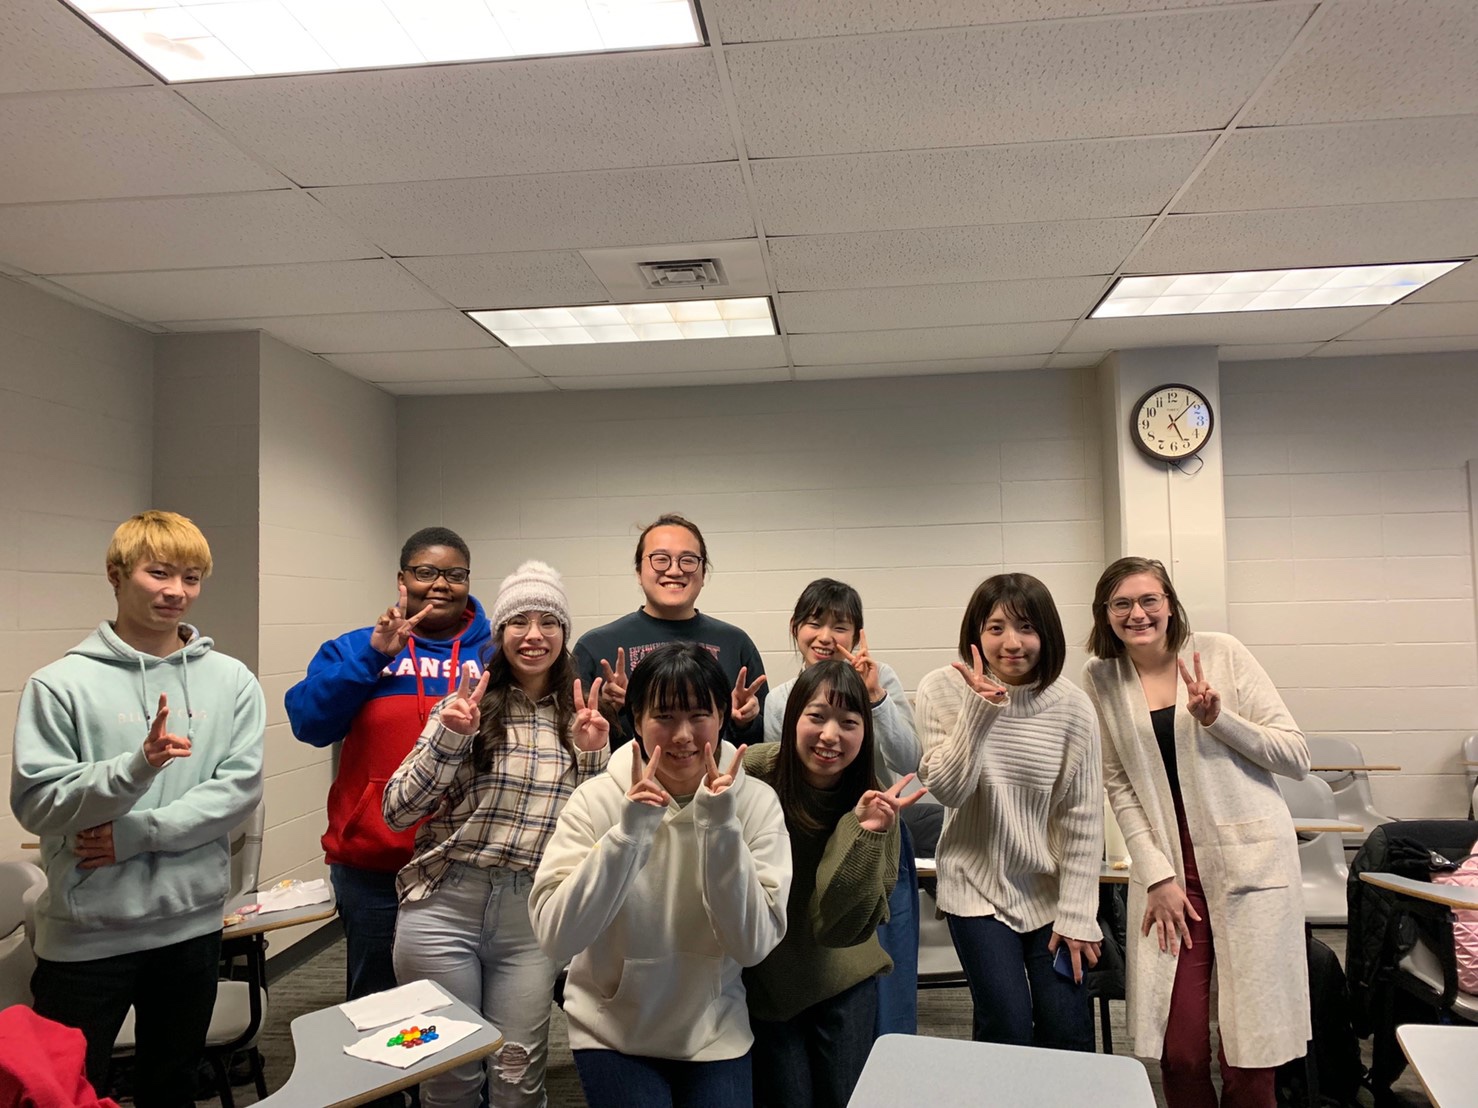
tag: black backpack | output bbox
[1276,934,1365,1107]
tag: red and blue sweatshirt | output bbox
[285,597,492,873]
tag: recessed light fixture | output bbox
[1091,261,1463,318]
[468,297,777,346]
[66,0,704,83]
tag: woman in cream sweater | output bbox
[1081,556,1310,1108]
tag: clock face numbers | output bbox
[1134,386,1213,461]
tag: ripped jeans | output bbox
[393,863,558,1108]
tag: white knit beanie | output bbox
[490,560,571,638]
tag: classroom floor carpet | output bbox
[168,926,1431,1108]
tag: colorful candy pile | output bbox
[386,1024,439,1049]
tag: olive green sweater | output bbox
[741,744,898,1022]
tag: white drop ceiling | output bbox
[1,0,1476,394]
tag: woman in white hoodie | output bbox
[530,642,791,1108]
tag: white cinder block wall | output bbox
[396,370,1107,697]
[0,278,155,863]
[1221,352,1478,816]
[257,335,400,946]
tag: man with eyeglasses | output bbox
[574,513,768,748]
[285,527,491,1041]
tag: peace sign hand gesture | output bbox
[598,648,628,713]
[573,678,611,752]
[952,645,1009,705]
[702,742,747,796]
[370,584,431,656]
[854,774,927,833]
[1178,652,1221,727]
[837,630,885,704]
[441,663,490,736]
[626,743,670,808]
[142,693,191,768]
[731,667,767,726]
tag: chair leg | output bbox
[250,1046,268,1099]
[208,1053,235,1108]
[1098,995,1114,1054]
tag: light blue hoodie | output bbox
[11,621,265,961]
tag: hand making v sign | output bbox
[836,630,886,704]
[441,662,491,736]
[730,666,767,726]
[1178,651,1222,727]
[370,583,432,657]
[142,692,191,768]
[627,742,670,808]
[855,774,927,832]
[598,647,629,713]
[701,742,747,796]
[952,645,1009,705]
[572,678,611,753]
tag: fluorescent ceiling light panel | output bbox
[1091,262,1463,318]
[468,297,776,346]
[66,0,703,83]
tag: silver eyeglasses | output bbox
[1108,593,1167,615]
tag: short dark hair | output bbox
[958,573,1065,691]
[633,514,709,576]
[401,526,470,568]
[1087,556,1190,659]
[789,578,864,644]
[775,661,879,833]
[626,642,731,746]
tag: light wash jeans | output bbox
[393,863,558,1108]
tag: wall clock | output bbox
[1130,383,1214,463]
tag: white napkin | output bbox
[340,980,452,1032]
[255,878,332,914]
[344,1016,481,1069]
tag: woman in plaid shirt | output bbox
[383,561,610,1108]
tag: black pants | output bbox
[32,931,222,1108]
[751,977,879,1108]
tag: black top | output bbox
[1150,705,1181,801]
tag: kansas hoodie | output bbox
[11,622,265,962]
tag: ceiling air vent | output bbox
[637,258,727,291]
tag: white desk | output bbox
[848,1034,1154,1107]
[1293,819,1364,835]
[1397,1024,1478,1108]
[254,981,503,1108]
[1359,871,1478,911]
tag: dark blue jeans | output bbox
[330,863,402,1001]
[751,976,878,1108]
[572,1049,751,1108]
[946,914,1095,1052]
[875,820,919,1035]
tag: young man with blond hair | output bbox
[11,510,265,1107]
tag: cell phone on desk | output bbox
[1052,942,1078,983]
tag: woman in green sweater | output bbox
[743,660,925,1108]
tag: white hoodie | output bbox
[530,740,790,1061]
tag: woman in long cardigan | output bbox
[1081,557,1310,1108]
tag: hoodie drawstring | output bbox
[138,636,198,739]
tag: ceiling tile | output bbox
[1218,343,1323,361]
[1177,116,1478,213]
[1130,199,1478,274]
[0,191,376,274]
[779,276,1107,332]
[1244,0,1478,126]
[753,134,1215,235]
[791,322,1070,365]
[181,51,734,187]
[770,218,1149,290]
[550,367,793,390]
[324,348,536,382]
[309,163,752,256]
[400,251,607,309]
[716,0,1252,42]
[1061,305,1383,352]
[0,0,155,93]
[1406,260,1478,303]
[53,259,444,321]
[793,356,1047,380]
[1336,302,1478,341]
[515,335,787,375]
[724,6,1312,157]
[160,310,498,353]
[376,378,555,395]
[0,88,290,204]
[1311,336,1478,358]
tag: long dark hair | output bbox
[1086,556,1190,659]
[473,635,577,772]
[775,661,879,833]
[958,572,1065,692]
[626,642,732,749]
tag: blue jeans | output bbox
[330,863,402,1002]
[394,864,558,1108]
[572,1050,751,1108]
[751,976,878,1108]
[875,820,919,1035]
[946,914,1095,1052]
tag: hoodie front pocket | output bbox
[600,953,724,1056]
[65,837,230,928]
[340,778,392,853]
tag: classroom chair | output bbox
[1308,736,1393,857]
[1277,774,1350,926]
[0,861,46,1009]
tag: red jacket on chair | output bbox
[0,1006,119,1108]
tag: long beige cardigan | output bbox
[1082,630,1311,1068]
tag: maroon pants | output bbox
[1159,807,1276,1108]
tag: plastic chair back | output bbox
[1309,736,1393,853]
[1277,775,1349,925]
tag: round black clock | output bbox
[1130,383,1214,462]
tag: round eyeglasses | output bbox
[405,565,470,584]
[1108,593,1166,616]
[645,552,703,574]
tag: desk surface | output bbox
[223,893,337,940]
[1397,1024,1478,1108]
[1359,871,1478,910]
[1311,764,1401,772]
[1293,819,1364,834]
[255,982,503,1108]
[848,1034,1154,1107]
